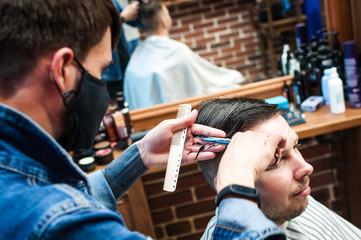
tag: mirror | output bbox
[118,0,269,110]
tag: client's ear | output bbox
[213,176,218,190]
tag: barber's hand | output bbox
[215,131,286,193]
[136,110,226,168]
[120,2,139,22]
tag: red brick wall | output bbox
[167,0,272,82]
[141,132,347,239]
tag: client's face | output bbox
[252,116,313,225]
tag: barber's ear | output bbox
[50,48,74,92]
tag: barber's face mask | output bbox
[57,57,109,151]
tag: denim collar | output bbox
[0,103,89,188]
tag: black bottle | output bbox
[115,91,134,139]
[299,54,311,99]
[318,38,333,71]
[277,60,284,76]
[291,71,304,106]
[309,58,322,95]
[282,80,289,100]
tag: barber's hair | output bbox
[0,0,121,96]
[138,1,164,34]
[195,97,282,190]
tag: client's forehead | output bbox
[249,115,297,144]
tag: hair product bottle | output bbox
[295,23,307,53]
[343,41,361,108]
[282,44,290,75]
[321,67,337,105]
[282,80,289,99]
[328,72,345,114]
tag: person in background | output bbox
[123,1,245,110]
[194,97,361,240]
[0,0,287,239]
[102,0,143,99]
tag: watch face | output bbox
[231,185,258,196]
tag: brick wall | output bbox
[141,132,348,239]
[166,0,279,82]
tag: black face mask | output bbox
[57,57,110,151]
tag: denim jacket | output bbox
[0,104,146,239]
[0,103,285,239]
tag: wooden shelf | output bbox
[164,0,195,6]
[259,15,307,35]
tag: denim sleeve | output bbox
[88,144,148,211]
[214,198,286,240]
[102,144,148,200]
[40,203,150,240]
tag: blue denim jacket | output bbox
[0,103,285,239]
[0,104,147,239]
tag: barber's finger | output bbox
[189,144,225,153]
[164,109,198,132]
[164,109,225,138]
[190,123,226,138]
[184,151,217,163]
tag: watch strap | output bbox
[216,184,261,208]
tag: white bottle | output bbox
[321,67,337,105]
[289,55,300,76]
[281,44,290,74]
[328,72,345,114]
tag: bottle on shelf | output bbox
[102,113,118,142]
[295,23,307,53]
[309,58,322,95]
[316,30,334,71]
[281,44,290,75]
[291,71,304,107]
[328,72,345,114]
[112,91,129,142]
[277,60,284,76]
[321,67,337,105]
[282,80,289,100]
[115,91,134,145]
[298,53,311,99]
[343,41,361,109]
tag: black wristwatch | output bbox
[119,15,125,24]
[215,184,261,208]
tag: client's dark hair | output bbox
[195,97,282,190]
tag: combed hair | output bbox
[0,0,121,96]
[195,97,282,190]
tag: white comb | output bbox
[163,104,192,192]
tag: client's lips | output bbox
[293,184,311,197]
